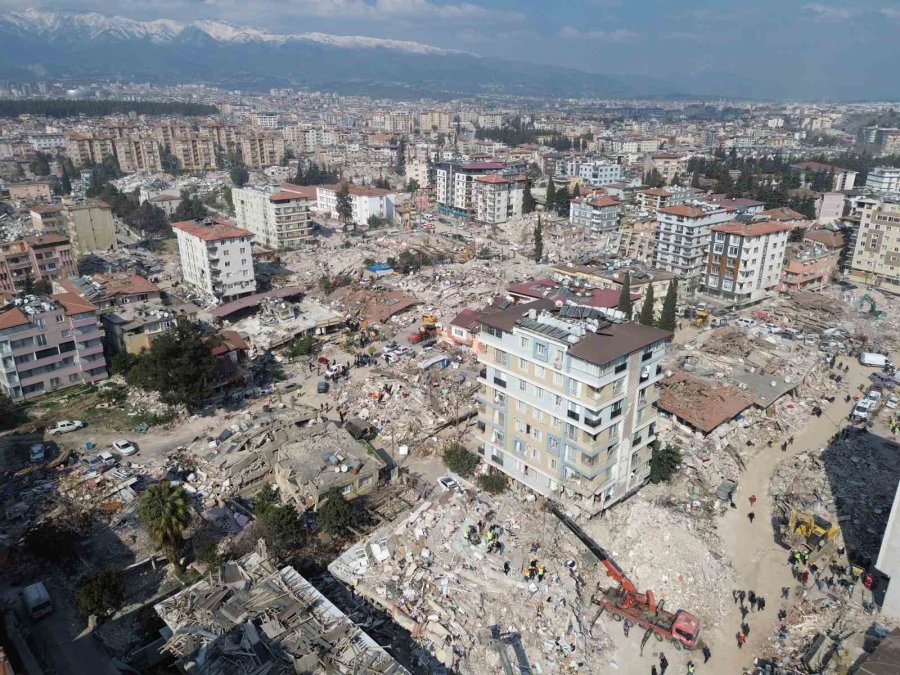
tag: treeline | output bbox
[474,117,592,151]
[0,99,218,118]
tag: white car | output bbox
[437,476,460,492]
[885,394,898,409]
[853,400,874,419]
[47,420,85,435]
[30,443,45,462]
[83,451,118,474]
[735,318,757,327]
[112,439,138,456]
[865,390,883,403]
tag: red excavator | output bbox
[547,503,703,652]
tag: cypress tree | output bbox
[618,273,633,319]
[658,279,678,332]
[522,182,536,214]
[533,215,543,263]
[639,284,655,326]
[545,179,556,210]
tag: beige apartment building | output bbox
[476,300,670,515]
[114,137,163,173]
[849,198,900,292]
[0,235,77,293]
[65,133,116,167]
[65,201,117,255]
[169,135,218,172]
[240,132,286,168]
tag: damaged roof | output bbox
[658,372,754,434]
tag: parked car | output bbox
[437,475,460,492]
[112,439,138,456]
[46,420,85,435]
[885,394,898,409]
[865,390,883,403]
[317,381,330,394]
[710,318,728,328]
[735,317,757,327]
[83,451,118,473]
[853,400,874,419]
[29,443,45,462]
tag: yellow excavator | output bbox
[780,508,842,562]
[691,306,710,327]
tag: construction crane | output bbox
[547,502,703,651]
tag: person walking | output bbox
[686,662,695,675]
[758,596,766,611]
[748,511,755,523]
[782,586,790,599]
[503,561,510,576]
[749,494,757,507]
[736,632,746,649]
[652,667,658,675]
[701,644,711,663]
[748,590,757,610]
[738,590,746,605]
[659,653,668,674]
[733,589,740,604]
[623,619,633,637]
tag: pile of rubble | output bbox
[329,490,617,673]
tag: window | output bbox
[614,361,627,373]
[520,336,529,349]
[519,379,527,392]
[517,399,526,413]
[35,334,47,347]
[519,357,528,370]
[535,342,547,357]
[535,365,545,378]
[55,314,64,323]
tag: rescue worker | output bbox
[537,564,546,582]
[686,661,695,675]
[623,619,633,637]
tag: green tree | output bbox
[223,187,235,214]
[253,484,280,520]
[372,177,391,189]
[395,137,407,176]
[0,393,25,430]
[288,333,316,357]
[132,201,171,240]
[172,192,208,222]
[638,284,655,326]
[554,185,571,216]
[60,171,72,195]
[336,183,354,232]
[126,321,219,407]
[317,488,353,536]
[476,473,508,494]
[261,503,306,556]
[545,179,556,210]
[644,168,665,188]
[658,279,678,332]
[138,483,193,567]
[110,351,139,375]
[690,171,701,188]
[29,152,51,176]
[367,214,386,229]
[671,172,681,186]
[442,442,479,477]
[160,146,181,175]
[76,570,124,620]
[230,163,250,187]
[533,214,543,263]
[522,182,536,214]
[649,443,682,483]
[617,273,633,319]
[405,178,419,193]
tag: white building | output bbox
[253,112,279,129]
[866,166,900,194]
[816,192,846,226]
[30,133,66,152]
[477,113,504,130]
[232,186,313,250]
[436,161,506,217]
[315,184,395,228]
[173,219,256,302]
[472,174,527,224]
[419,111,452,134]
[702,220,791,306]
[576,160,623,186]
[653,203,735,288]
[569,196,622,237]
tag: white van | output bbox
[853,399,874,419]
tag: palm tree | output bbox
[139,483,193,568]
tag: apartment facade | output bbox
[233,186,313,250]
[419,111,452,134]
[866,167,900,194]
[65,133,115,167]
[472,174,527,224]
[0,294,108,402]
[316,184,395,227]
[0,235,77,293]
[703,221,791,305]
[779,241,840,293]
[173,219,256,302]
[849,199,900,292]
[646,153,689,183]
[435,161,506,217]
[569,196,622,237]
[653,203,734,288]
[65,201,117,255]
[169,135,217,172]
[114,137,163,173]
[240,131,286,168]
[576,160,623,187]
[476,301,670,515]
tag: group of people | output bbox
[732,587,767,649]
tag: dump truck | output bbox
[779,508,841,562]
[548,503,703,651]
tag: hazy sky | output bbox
[3,0,900,98]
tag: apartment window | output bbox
[518,357,528,370]
[519,379,527,392]
[49,377,60,387]
[614,361,627,374]
[225,261,231,267]
[608,421,620,439]
[517,399,526,413]
[550,458,558,470]
[35,334,47,347]
[520,336,529,349]
[68,373,80,383]
[55,314,64,323]
[534,342,548,360]
[535,365,545,378]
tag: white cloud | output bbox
[803,3,854,21]
[199,0,522,23]
[880,7,900,20]
[560,26,639,42]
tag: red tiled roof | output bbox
[52,292,96,315]
[710,220,792,237]
[269,191,309,202]
[173,219,253,242]
[474,174,512,184]
[658,372,754,434]
[280,183,318,200]
[0,307,28,330]
[804,229,845,249]
[450,308,480,330]
[588,197,621,208]
[658,205,726,218]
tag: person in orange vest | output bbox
[736,632,746,649]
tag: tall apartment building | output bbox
[472,174,527,224]
[253,112,279,129]
[315,184,395,227]
[436,161,506,217]
[653,203,735,290]
[65,133,116,167]
[114,137,163,173]
[0,293,108,401]
[477,113,504,130]
[65,201,117,255]
[0,235,77,293]
[849,198,900,292]
[576,160,623,186]
[866,167,900,194]
[169,135,218,172]
[199,122,239,157]
[646,153,690,184]
[232,186,313,250]
[702,221,791,306]
[173,219,256,302]
[476,300,670,514]
[240,132,286,168]
[386,111,415,134]
[419,111,452,134]
[569,196,622,237]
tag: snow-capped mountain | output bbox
[0,9,631,98]
[2,9,457,55]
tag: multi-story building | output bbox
[114,137,163,173]
[576,160,622,187]
[0,293,108,401]
[435,161,506,217]
[0,235,77,293]
[199,122,239,157]
[569,196,622,237]
[653,203,735,288]
[56,272,160,311]
[315,184,395,228]
[386,111,415,134]
[866,167,900,194]
[702,220,791,306]
[64,201,117,255]
[101,299,197,356]
[253,112,279,129]
[849,199,900,292]
[475,300,670,514]
[65,133,115,167]
[477,113,504,130]
[168,134,218,172]
[472,174,527,224]
[646,153,689,184]
[419,111,452,134]
[29,133,66,152]
[240,131,286,168]
[779,234,842,293]
[7,182,52,203]
[29,205,65,234]
[173,219,256,302]
[791,161,857,191]
[233,186,313,250]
